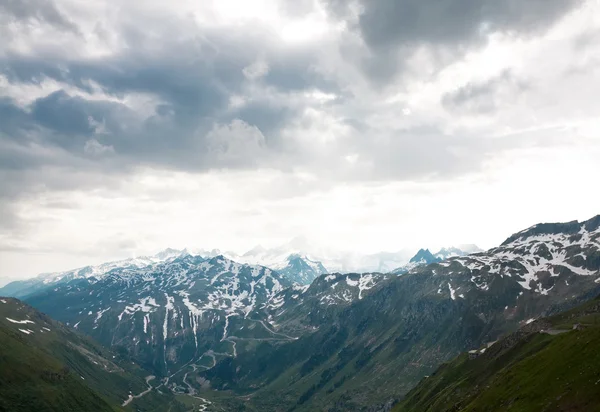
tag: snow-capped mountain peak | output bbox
[391,245,481,274]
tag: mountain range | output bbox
[1,216,599,411]
[1,243,480,298]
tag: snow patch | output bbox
[6,317,35,324]
[448,283,456,300]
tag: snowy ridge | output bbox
[0,249,188,299]
[316,273,390,305]
[414,216,600,301]
[27,253,294,380]
[265,272,390,314]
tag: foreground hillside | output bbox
[395,295,600,412]
[0,298,186,412]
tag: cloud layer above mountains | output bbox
[1,0,599,278]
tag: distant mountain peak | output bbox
[409,249,440,264]
[392,245,480,275]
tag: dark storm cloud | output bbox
[0,0,79,33]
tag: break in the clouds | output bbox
[1,0,599,279]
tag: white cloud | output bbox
[206,119,267,164]
[243,60,270,80]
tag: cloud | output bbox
[0,0,599,277]
[327,0,584,47]
[206,119,268,167]
[243,60,270,80]
[441,70,529,114]
[323,0,585,82]
[0,0,79,33]
[84,139,115,156]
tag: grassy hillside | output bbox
[394,296,600,412]
[0,301,119,412]
[0,297,188,412]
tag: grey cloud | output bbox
[31,91,96,137]
[323,0,584,82]
[0,91,139,157]
[264,48,339,93]
[327,0,583,48]
[441,71,529,114]
[0,0,79,33]
[0,20,337,158]
[0,0,581,240]
[0,97,32,136]
[0,17,347,179]
[230,101,296,142]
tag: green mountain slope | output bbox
[394,296,600,412]
[0,298,120,412]
[0,298,187,412]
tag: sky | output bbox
[1,0,599,281]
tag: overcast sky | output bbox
[1,0,599,280]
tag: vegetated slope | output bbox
[197,215,600,411]
[0,300,117,412]
[0,298,185,412]
[394,295,600,412]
